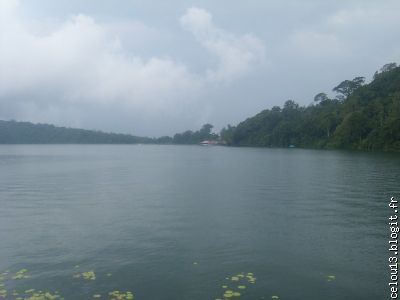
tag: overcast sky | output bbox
[1,0,399,136]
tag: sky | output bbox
[0,0,400,137]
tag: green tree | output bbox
[314,92,329,103]
[333,77,365,100]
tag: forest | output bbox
[220,63,400,151]
[1,63,399,151]
[0,121,153,144]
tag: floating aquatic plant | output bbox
[109,290,134,300]
[223,290,234,298]
[24,290,61,300]
[82,271,96,280]
[0,289,7,298]
[216,272,257,299]
[326,275,336,282]
[73,271,96,280]
[12,269,31,280]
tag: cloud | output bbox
[283,2,400,64]
[0,7,199,109]
[0,3,266,134]
[180,7,266,83]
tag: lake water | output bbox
[0,145,398,299]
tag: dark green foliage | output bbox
[226,64,400,151]
[172,123,218,144]
[1,64,399,151]
[220,124,235,145]
[333,76,365,100]
[314,92,329,103]
[0,121,218,145]
[0,121,153,144]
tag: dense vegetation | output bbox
[1,63,399,151]
[0,121,218,145]
[0,121,153,144]
[170,124,218,144]
[220,63,400,151]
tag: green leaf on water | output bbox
[0,289,7,297]
[109,290,134,300]
[12,269,30,280]
[73,271,96,280]
[327,275,336,281]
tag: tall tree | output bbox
[314,92,329,103]
[333,76,365,100]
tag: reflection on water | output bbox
[0,145,398,299]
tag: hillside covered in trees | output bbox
[0,121,219,145]
[1,63,399,151]
[220,63,400,151]
[0,121,153,144]
[0,120,221,145]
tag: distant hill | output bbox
[2,63,399,150]
[0,120,153,144]
[220,63,400,151]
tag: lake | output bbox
[0,145,398,299]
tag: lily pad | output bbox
[74,271,96,280]
[0,289,7,298]
[12,269,30,280]
[109,290,134,300]
[327,275,336,281]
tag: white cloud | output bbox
[3,1,398,136]
[284,2,400,62]
[0,8,199,108]
[180,7,266,83]
[0,3,266,133]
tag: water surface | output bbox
[0,145,398,299]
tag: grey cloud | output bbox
[0,1,266,135]
[1,0,400,136]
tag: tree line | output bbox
[1,63,399,151]
[219,63,400,151]
[0,121,153,144]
